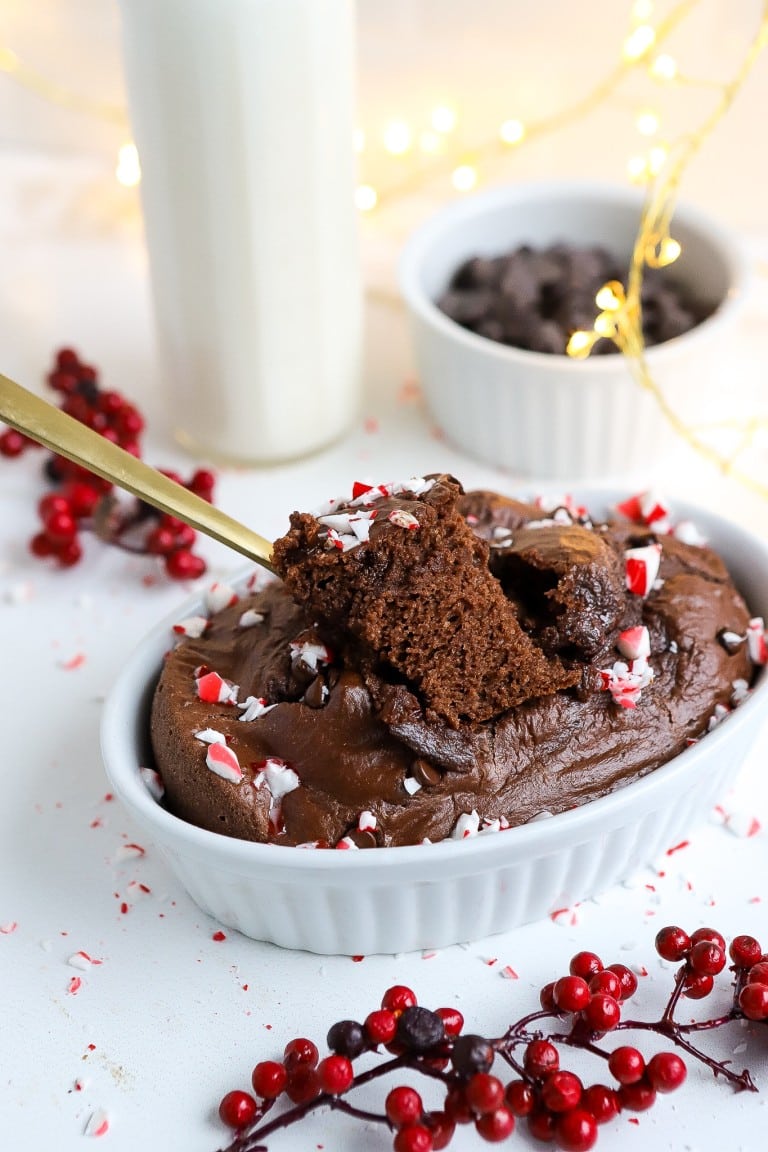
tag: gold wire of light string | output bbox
[567,2,768,499]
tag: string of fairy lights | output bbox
[1,0,768,492]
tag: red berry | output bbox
[165,549,206,580]
[646,1052,686,1093]
[48,369,80,394]
[739,982,768,1020]
[682,971,714,1000]
[77,363,98,384]
[317,1054,354,1095]
[524,1039,560,1078]
[283,1037,319,1070]
[63,481,100,518]
[0,428,27,457]
[581,1084,619,1125]
[218,1089,258,1129]
[382,985,418,1014]
[588,970,622,1000]
[465,1073,505,1115]
[393,1124,433,1152]
[190,468,216,497]
[173,523,197,550]
[44,510,77,543]
[569,951,603,980]
[555,1108,598,1151]
[30,532,55,558]
[116,406,145,438]
[146,526,177,555]
[365,1008,398,1046]
[541,1071,583,1113]
[582,993,621,1033]
[618,1078,656,1112]
[553,976,590,1014]
[730,935,763,968]
[251,1059,287,1099]
[423,1111,455,1151]
[528,1109,557,1142]
[55,347,81,371]
[747,961,768,985]
[475,1106,515,1142]
[540,981,557,1011]
[690,927,726,952]
[606,963,638,1001]
[689,939,726,976]
[38,493,71,519]
[97,390,126,415]
[285,1064,321,1104]
[435,1006,464,1036]
[444,1086,473,1125]
[506,1080,535,1117]
[655,925,691,962]
[55,538,83,567]
[386,1086,424,1129]
[608,1046,645,1085]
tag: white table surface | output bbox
[3,150,768,1151]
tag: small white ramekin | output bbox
[399,181,747,481]
[101,492,768,956]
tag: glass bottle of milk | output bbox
[118,0,360,463]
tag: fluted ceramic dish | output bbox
[399,181,747,481]
[101,492,768,955]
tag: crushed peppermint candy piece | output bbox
[625,543,662,598]
[84,1109,110,1138]
[205,582,239,614]
[452,810,481,840]
[707,703,731,732]
[68,951,99,971]
[617,625,651,661]
[725,810,762,838]
[387,509,420,530]
[358,810,377,832]
[746,617,767,665]
[314,477,436,518]
[731,678,750,705]
[615,489,670,530]
[534,493,588,521]
[195,669,238,704]
[139,766,165,801]
[238,609,265,628]
[172,614,209,638]
[238,695,277,722]
[599,656,654,709]
[194,728,226,745]
[403,777,422,796]
[205,742,243,784]
[672,519,707,547]
[290,639,332,671]
[335,836,359,850]
[254,758,300,800]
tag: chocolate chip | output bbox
[411,758,442,788]
[302,677,327,708]
[347,828,378,849]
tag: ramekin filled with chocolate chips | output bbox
[399,181,746,480]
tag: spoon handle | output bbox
[0,374,274,571]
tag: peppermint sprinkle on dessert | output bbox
[195,669,238,704]
[206,582,239,614]
[194,728,226,745]
[625,543,662,598]
[206,742,243,784]
[139,766,165,801]
[238,696,277,722]
[387,509,420,530]
[289,639,332,671]
[746,617,768,664]
[173,615,209,638]
[238,609,265,629]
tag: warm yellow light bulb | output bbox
[627,154,648,182]
[419,130,442,154]
[500,119,526,145]
[595,283,623,312]
[431,105,456,134]
[632,0,654,21]
[648,144,668,175]
[594,313,617,339]
[355,184,378,212]
[623,24,656,62]
[657,236,682,266]
[650,53,678,80]
[353,128,366,153]
[383,121,412,155]
[567,330,595,359]
[451,165,477,192]
[635,109,659,136]
[116,142,141,187]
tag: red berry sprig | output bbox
[1,348,215,580]
[214,925,766,1152]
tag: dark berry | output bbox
[218,1089,258,1129]
[327,1019,367,1059]
[395,1006,446,1053]
[285,1064,321,1104]
[63,480,100,518]
[540,981,557,1011]
[527,1109,556,1142]
[444,1086,473,1125]
[655,925,691,962]
[451,1034,495,1077]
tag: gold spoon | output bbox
[0,373,275,571]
